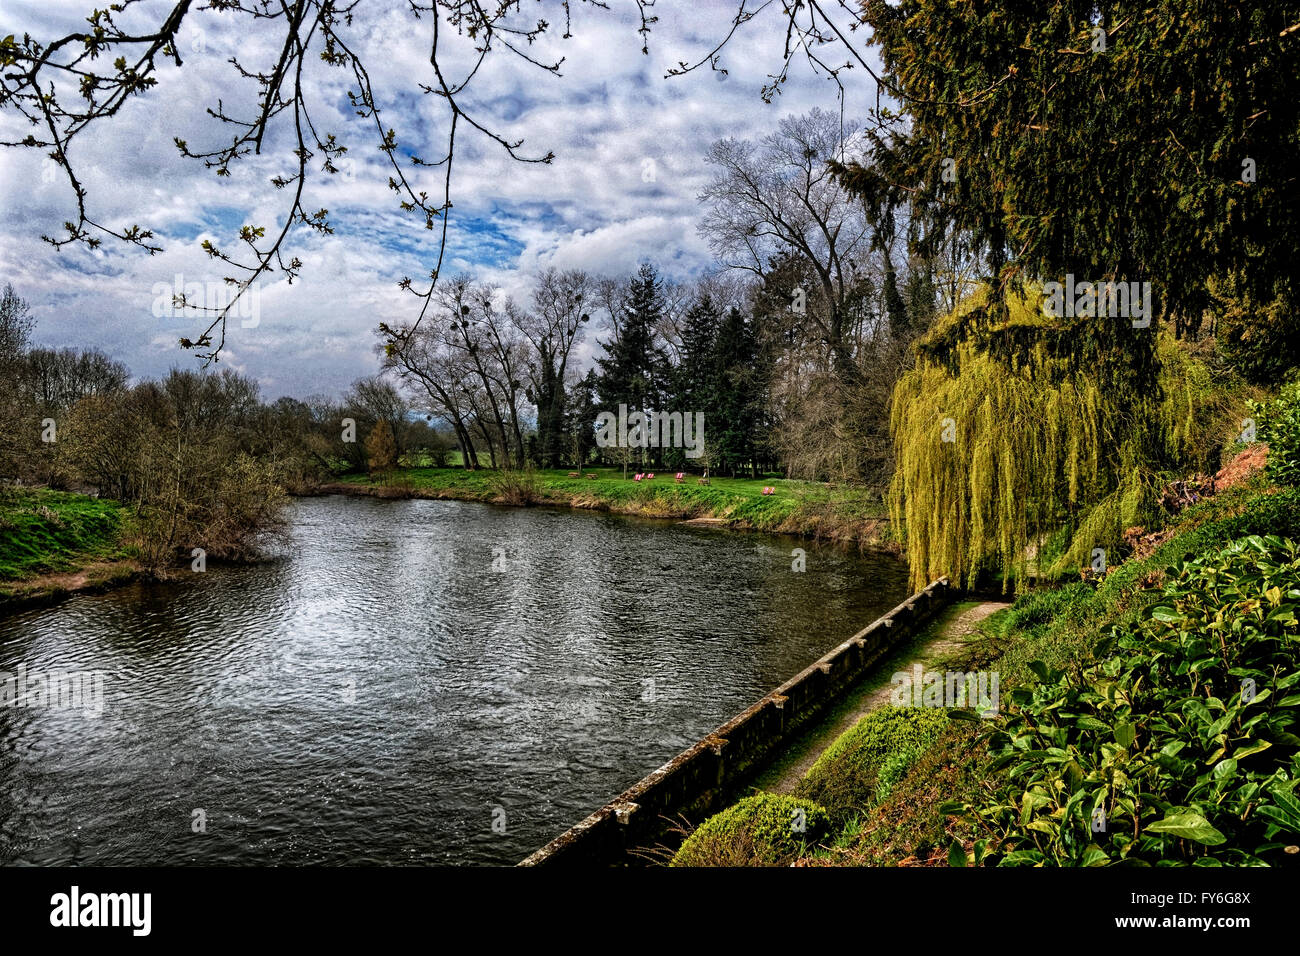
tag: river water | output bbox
[0,495,908,865]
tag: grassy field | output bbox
[0,487,127,581]
[0,486,140,609]
[328,466,892,543]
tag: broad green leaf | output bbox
[1145,813,1226,845]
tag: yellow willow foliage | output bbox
[889,292,1231,593]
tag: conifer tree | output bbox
[596,263,669,465]
[676,294,722,414]
[711,306,764,476]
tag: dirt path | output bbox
[756,600,1010,795]
[0,559,142,615]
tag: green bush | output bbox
[1250,379,1300,487]
[671,793,830,867]
[485,467,544,506]
[963,534,1300,866]
[874,742,929,804]
[798,707,950,825]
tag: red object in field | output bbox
[762,486,774,495]
[634,473,643,481]
[675,472,684,481]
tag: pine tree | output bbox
[839,0,1300,339]
[711,306,763,476]
[596,263,669,465]
[675,294,721,414]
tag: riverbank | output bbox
[666,461,1300,867]
[313,467,893,546]
[0,487,144,613]
[2,470,893,614]
[751,600,1009,797]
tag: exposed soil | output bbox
[0,559,144,615]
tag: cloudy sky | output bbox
[0,1,880,399]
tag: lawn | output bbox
[0,486,127,581]
[332,466,891,541]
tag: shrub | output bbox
[963,535,1300,866]
[1250,379,1300,487]
[364,420,398,476]
[486,467,543,506]
[798,706,950,825]
[1002,581,1094,632]
[671,793,830,867]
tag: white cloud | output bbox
[0,1,880,398]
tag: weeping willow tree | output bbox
[890,285,1236,592]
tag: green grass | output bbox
[680,474,1300,867]
[0,487,127,581]
[825,477,1300,865]
[333,466,891,540]
[750,600,984,794]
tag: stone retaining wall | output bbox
[518,577,954,866]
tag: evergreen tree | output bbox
[675,294,722,414]
[711,306,763,476]
[839,0,1300,339]
[596,263,669,465]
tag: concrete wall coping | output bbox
[518,576,953,866]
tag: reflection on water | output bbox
[0,495,908,865]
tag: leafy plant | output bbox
[874,741,929,804]
[1250,379,1300,488]
[955,535,1300,866]
[799,706,949,826]
[485,467,543,506]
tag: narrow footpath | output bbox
[754,600,1010,795]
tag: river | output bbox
[0,495,908,865]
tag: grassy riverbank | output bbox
[669,461,1300,867]
[320,467,892,544]
[0,487,140,610]
[1,469,892,612]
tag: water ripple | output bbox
[0,495,908,865]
